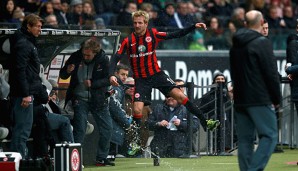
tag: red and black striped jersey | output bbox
[110,25,196,78]
[117,28,165,78]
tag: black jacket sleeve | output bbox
[59,50,81,80]
[286,39,297,64]
[91,51,111,88]
[156,25,196,40]
[108,53,122,77]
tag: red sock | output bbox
[133,113,142,119]
[181,97,189,105]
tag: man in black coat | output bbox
[230,10,281,171]
[8,14,43,157]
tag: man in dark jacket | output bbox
[200,72,233,153]
[148,94,199,157]
[32,84,73,158]
[8,14,43,157]
[230,10,281,171]
[59,39,114,166]
[109,64,131,158]
[286,31,298,112]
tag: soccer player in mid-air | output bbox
[109,10,219,131]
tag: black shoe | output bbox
[273,146,284,153]
[95,159,115,166]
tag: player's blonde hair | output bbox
[132,10,149,24]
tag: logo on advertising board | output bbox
[71,149,80,171]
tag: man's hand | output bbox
[109,76,119,86]
[67,64,75,74]
[159,120,169,127]
[173,118,181,126]
[84,80,91,87]
[287,74,293,80]
[195,23,207,30]
[21,96,32,108]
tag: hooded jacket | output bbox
[229,28,281,107]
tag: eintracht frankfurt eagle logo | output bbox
[71,149,80,171]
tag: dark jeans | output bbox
[10,97,33,157]
[235,105,277,171]
[46,112,74,143]
[72,99,112,160]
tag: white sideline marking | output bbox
[211,163,238,165]
[136,163,152,165]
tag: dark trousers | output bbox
[235,105,277,171]
[10,97,33,157]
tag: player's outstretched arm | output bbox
[161,23,207,40]
[195,23,207,30]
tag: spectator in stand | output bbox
[207,0,234,25]
[148,80,199,157]
[82,0,95,21]
[67,0,83,26]
[189,30,206,51]
[186,1,202,23]
[142,0,162,10]
[283,5,297,29]
[38,1,55,19]
[266,6,285,30]
[266,6,286,49]
[15,0,42,14]
[156,3,178,28]
[175,1,195,28]
[95,18,105,29]
[11,7,25,26]
[51,0,69,25]
[191,0,207,20]
[116,2,137,26]
[92,0,124,26]
[230,7,245,29]
[139,2,158,27]
[204,16,229,50]
[268,0,283,18]
[1,0,17,22]
[240,0,265,13]
[80,1,97,29]
[224,20,237,48]
[44,14,59,28]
